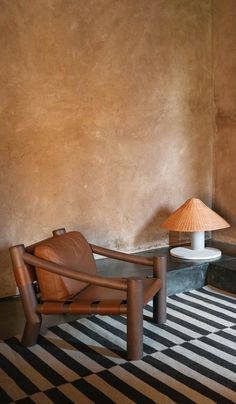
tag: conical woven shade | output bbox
[161,198,230,232]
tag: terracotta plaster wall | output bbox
[0,0,213,297]
[213,0,236,243]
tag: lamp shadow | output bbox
[134,208,192,249]
[134,207,170,248]
[169,231,191,247]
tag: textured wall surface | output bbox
[0,0,213,297]
[213,0,236,243]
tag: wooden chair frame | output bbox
[10,228,166,360]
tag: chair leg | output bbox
[127,278,143,360]
[22,320,42,346]
[9,245,42,347]
[19,283,42,346]
[153,256,167,324]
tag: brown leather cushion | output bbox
[35,231,96,301]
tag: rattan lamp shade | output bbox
[161,198,230,260]
[161,198,230,232]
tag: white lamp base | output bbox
[170,246,221,260]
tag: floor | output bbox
[1,239,236,340]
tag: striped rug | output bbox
[0,286,236,403]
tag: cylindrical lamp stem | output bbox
[191,231,205,250]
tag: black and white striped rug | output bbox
[1,286,236,403]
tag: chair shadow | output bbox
[0,246,17,297]
[41,335,126,360]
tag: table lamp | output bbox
[161,198,230,260]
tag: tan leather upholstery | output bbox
[35,231,96,301]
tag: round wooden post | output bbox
[153,256,167,324]
[9,245,42,346]
[52,228,66,236]
[127,278,143,360]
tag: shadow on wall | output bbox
[134,208,193,250]
[0,247,17,297]
[169,231,191,247]
[134,207,171,249]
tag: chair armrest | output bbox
[22,252,127,291]
[90,244,154,266]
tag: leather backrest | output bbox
[34,231,96,301]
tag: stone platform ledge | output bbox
[96,239,236,296]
